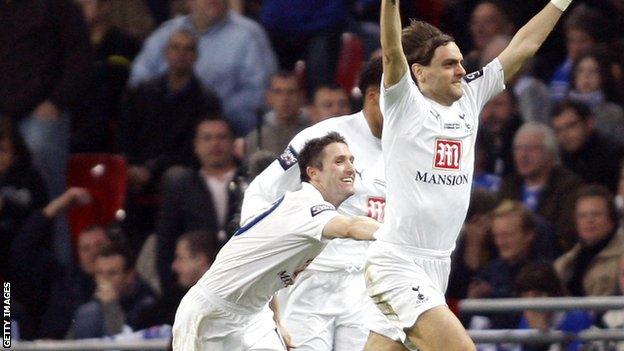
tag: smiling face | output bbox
[415,42,466,106]
[308,142,355,206]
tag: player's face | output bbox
[312,88,351,123]
[194,120,235,169]
[551,108,589,153]
[316,142,355,203]
[491,214,533,263]
[575,196,615,246]
[419,42,466,105]
[172,240,210,288]
[513,131,551,179]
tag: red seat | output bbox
[335,33,365,94]
[67,154,128,241]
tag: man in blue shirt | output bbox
[130,0,277,136]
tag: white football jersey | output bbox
[198,183,337,313]
[377,59,505,251]
[241,112,385,271]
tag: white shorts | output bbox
[172,286,285,351]
[365,240,451,343]
[277,269,404,351]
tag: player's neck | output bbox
[362,108,381,139]
[421,87,454,106]
[309,181,343,208]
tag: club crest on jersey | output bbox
[433,138,462,171]
[278,145,298,170]
[310,204,335,217]
[367,197,386,222]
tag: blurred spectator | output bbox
[68,244,157,339]
[554,185,624,297]
[617,161,624,220]
[109,0,155,39]
[551,100,624,192]
[120,29,221,247]
[467,200,543,328]
[73,0,141,152]
[0,0,95,265]
[549,5,602,102]
[568,49,624,139]
[8,188,109,339]
[474,135,502,193]
[245,71,308,158]
[479,35,552,124]
[120,29,220,191]
[247,150,277,181]
[514,262,593,351]
[129,0,277,136]
[499,122,583,251]
[136,231,213,329]
[308,83,352,124]
[0,118,48,281]
[464,0,514,73]
[260,0,347,94]
[156,117,246,292]
[448,188,498,301]
[478,89,522,177]
[599,256,624,335]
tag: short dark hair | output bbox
[514,262,565,297]
[402,20,455,68]
[357,57,383,96]
[298,132,348,182]
[178,230,216,262]
[550,100,592,122]
[575,184,618,224]
[96,243,135,271]
[194,116,235,139]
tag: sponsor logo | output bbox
[463,69,484,83]
[433,139,462,170]
[355,168,364,180]
[415,170,469,186]
[278,145,298,170]
[310,204,335,217]
[367,197,386,222]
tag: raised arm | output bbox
[322,215,380,241]
[380,0,409,87]
[498,0,570,83]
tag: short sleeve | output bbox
[291,199,339,242]
[462,58,506,111]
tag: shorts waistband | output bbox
[190,285,258,315]
[374,240,453,259]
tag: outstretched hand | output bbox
[42,187,92,218]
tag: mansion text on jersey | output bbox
[414,171,469,186]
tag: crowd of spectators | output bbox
[1,0,624,347]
